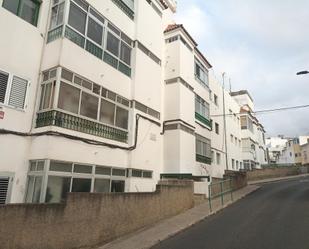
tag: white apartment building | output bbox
[0,0,266,204]
[266,136,288,164]
[231,91,267,170]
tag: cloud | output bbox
[175,0,309,137]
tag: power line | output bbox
[211,104,309,117]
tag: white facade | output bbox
[266,136,288,164]
[0,0,267,204]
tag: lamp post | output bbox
[296,71,309,75]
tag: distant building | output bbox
[266,136,289,164]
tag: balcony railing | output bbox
[195,112,212,129]
[47,25,63,43]
[196,154,211,164]
[36,110,128,143]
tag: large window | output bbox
[40,67,130,131]
[26,160,153,203]
[47,0,133,77]
[50,1,64,30]
[195,94,210,120]
[194,58,208,86]
[240,115,254,132]
[0,69,28,109]
[196,135,211,163]
[2,0,40,26]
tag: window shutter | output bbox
[0,71,9,104]
[9,76,28,109]
[0,178,9,205]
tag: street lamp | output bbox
[296,70,309,75]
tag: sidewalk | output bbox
[248,173,309,185]
[97,185,260,249]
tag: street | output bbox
[152,177,309,249]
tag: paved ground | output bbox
[152,176,309,249]
[99,185,259,249]
[248,173,309,185]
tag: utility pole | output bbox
[222,73,229,171]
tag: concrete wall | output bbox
[0,180,194,249]
[247,166,309,181]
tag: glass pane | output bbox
[94,179,110,193]
[93,84,100,95]
[20,0,39,26]
[71,178,91,192]
[80,92,99,120]
[111,180,125,193]
[73,164,92,174]
[115,106,129,129]
[58,82,80,114]
[106,32,119,57]
[56,2,64,26]
[50,5,58,29]
[68,2,87,34]
[43,83,51,109]
[45,176,71,203]
[32,176,42,203]
[100,99,115,125]
[120,42,131,65]
[61,69,73,81]
[95,166,111,175]
[25,176,35,203]
[37,161,44,171]
[30,161,36,171]
[2,0,19,14]
[142,171,152,178]
[132,170,142,177]
[87,17,103,45]
[50,161,72,172]
[120,42,131,64]
[81,79,92,90]
[112,168,126,176]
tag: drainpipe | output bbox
[222,73,228,171]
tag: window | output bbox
[240,162,243,169]
[236,161,239,169]
[232,159,235,169]
[230,134,234,143]
[71,178,91,192]
[196,135,211,162]
[194,58,208,86]
[80,92,99,119]
[87,17,103,45]
[241,116,253,132]
[195,94,210,120]
[0,70,28,109]
[211,151,215,164]
[50,1,64,29]
[25,176,42,203]
[45,176,71,203]
[215,123,219,134]
[0,177,11,205]
[41,67,131,131]
[2,0,41,26]
[94,178,110,193]
[106,32,120,56]
[216,153,221,165]
[58,82,80,114]
[111,180,125,192]
[235,137,237,145]
[214,94,218,106]
[120,42,131,65]
[68,2,87,34]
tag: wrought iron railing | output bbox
[36,110,128,143]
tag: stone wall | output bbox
[0,180,194,249]
[247,166,309,181]
[224,170,248,190]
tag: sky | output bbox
[175,0,309,138]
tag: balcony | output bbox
[36,110,128,143]
[196,154,211,164]
[195,112,212,129]
[111,0,134,19]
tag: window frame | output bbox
[0,68,29,110]
[2,0,41,26]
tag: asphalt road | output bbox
[152,177,309,249]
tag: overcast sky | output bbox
[175,0,309,138]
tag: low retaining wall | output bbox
[247,166,309,181]
[224,170,248,190]
[0,180,194,249]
